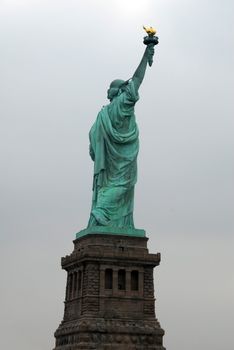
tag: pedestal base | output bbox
[55,318,165,350]
[53,232,165,349]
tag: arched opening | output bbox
[118,269,126,290]
[105,269,113,289]
[131,270,139,291]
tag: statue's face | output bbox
[107,79,125,101]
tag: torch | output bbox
[143,26,159,66]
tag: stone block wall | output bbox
[54,233,165,349]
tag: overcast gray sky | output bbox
[1,1,234,349]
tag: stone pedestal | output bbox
[53,232,165,349]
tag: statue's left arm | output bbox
[132,45,155,91]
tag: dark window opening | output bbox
[118,269,126,290]
[73,271,78,297]
[69,273,73,299]
[105,269,113,289]
[78,271,82,291]
[65,273,69,300]
[131,270,139,291]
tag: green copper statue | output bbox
[87,28,158,229]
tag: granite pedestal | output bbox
[53,230,165,349]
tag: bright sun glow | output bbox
[112,0,151,18]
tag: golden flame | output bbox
[143,26,157,36]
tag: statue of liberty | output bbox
[88,28,158,229]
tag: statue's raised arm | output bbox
[132,44,155,91]
[132,26,159,91]
[87,28,159,230]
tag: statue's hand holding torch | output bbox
[143,26,159,66]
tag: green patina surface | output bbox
[76,226,146,239]
[86,34,158,232]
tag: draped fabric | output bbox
[88,80,139,227]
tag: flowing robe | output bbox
[88,80,139,227]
